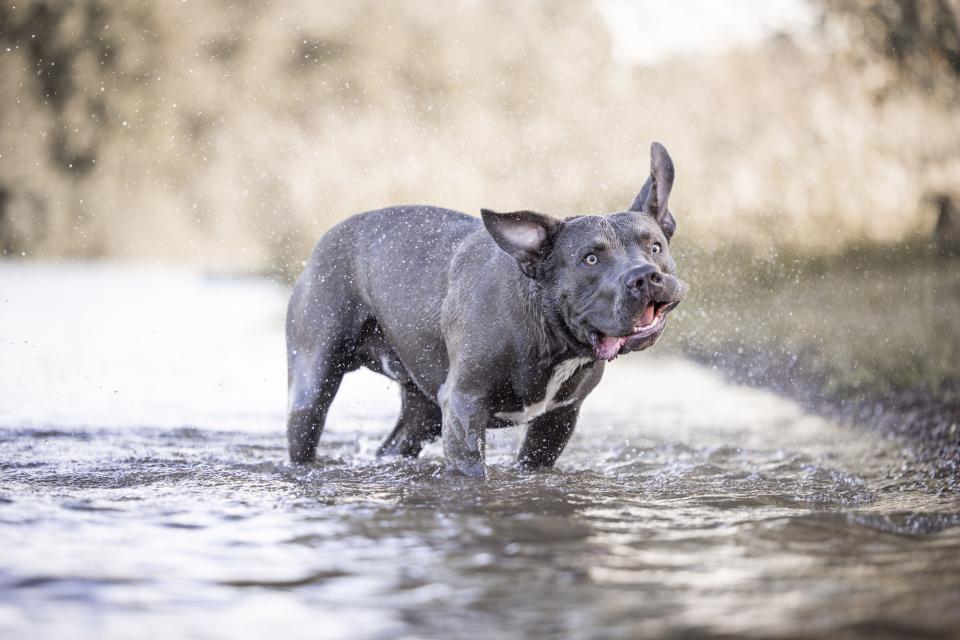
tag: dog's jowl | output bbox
[286,142,689,477]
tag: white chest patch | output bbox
[494,357,591,426]
[378,353,398,379]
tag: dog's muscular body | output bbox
[286,142,688,476]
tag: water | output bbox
[2,263,958,640]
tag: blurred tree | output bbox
[2,0,960,265]
[0,0,160,255]
[932,193,960,256]
[819,0,960,96]
[0,1,133,175]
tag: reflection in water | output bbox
[1,264,958,640]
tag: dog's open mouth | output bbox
[588,301,675,361]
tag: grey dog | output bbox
[286,142,688,477]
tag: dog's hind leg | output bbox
[517,404,580,469]
[286,277,364,464]
[287,347,350,464]
[377,383,442,458]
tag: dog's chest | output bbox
[494,357,591,426]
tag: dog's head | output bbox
[482,142,688,361]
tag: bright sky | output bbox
[596,0,817,65]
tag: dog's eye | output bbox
[584,254,598,265]
[651,242,662,254]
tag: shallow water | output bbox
[1,263,959,640]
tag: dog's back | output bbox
[285,206,479,461]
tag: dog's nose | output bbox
[624,264,664,295]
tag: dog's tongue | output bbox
[638,302,656,327]
[597,335,625,360]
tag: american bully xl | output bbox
[286,142,688,477]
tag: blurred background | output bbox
[1,0,958,446]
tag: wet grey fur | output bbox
[286,142,688,477]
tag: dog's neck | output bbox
[514,275,586,362]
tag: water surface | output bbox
[1,264,958,639]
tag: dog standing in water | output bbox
[286,142,688,477]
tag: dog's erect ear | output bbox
[629,141,677,240]
[481,209,561,279]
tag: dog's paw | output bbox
[445,458,487,479]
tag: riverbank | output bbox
[662,242,960,488]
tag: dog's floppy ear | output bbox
[481,209,561,280]
[629,141,677,240]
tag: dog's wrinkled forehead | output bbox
[608,210,669,240]
[555,212,668,253]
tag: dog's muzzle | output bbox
[588,273,688,361]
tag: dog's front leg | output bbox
[438,380,489,478]
[517,404,580,469]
